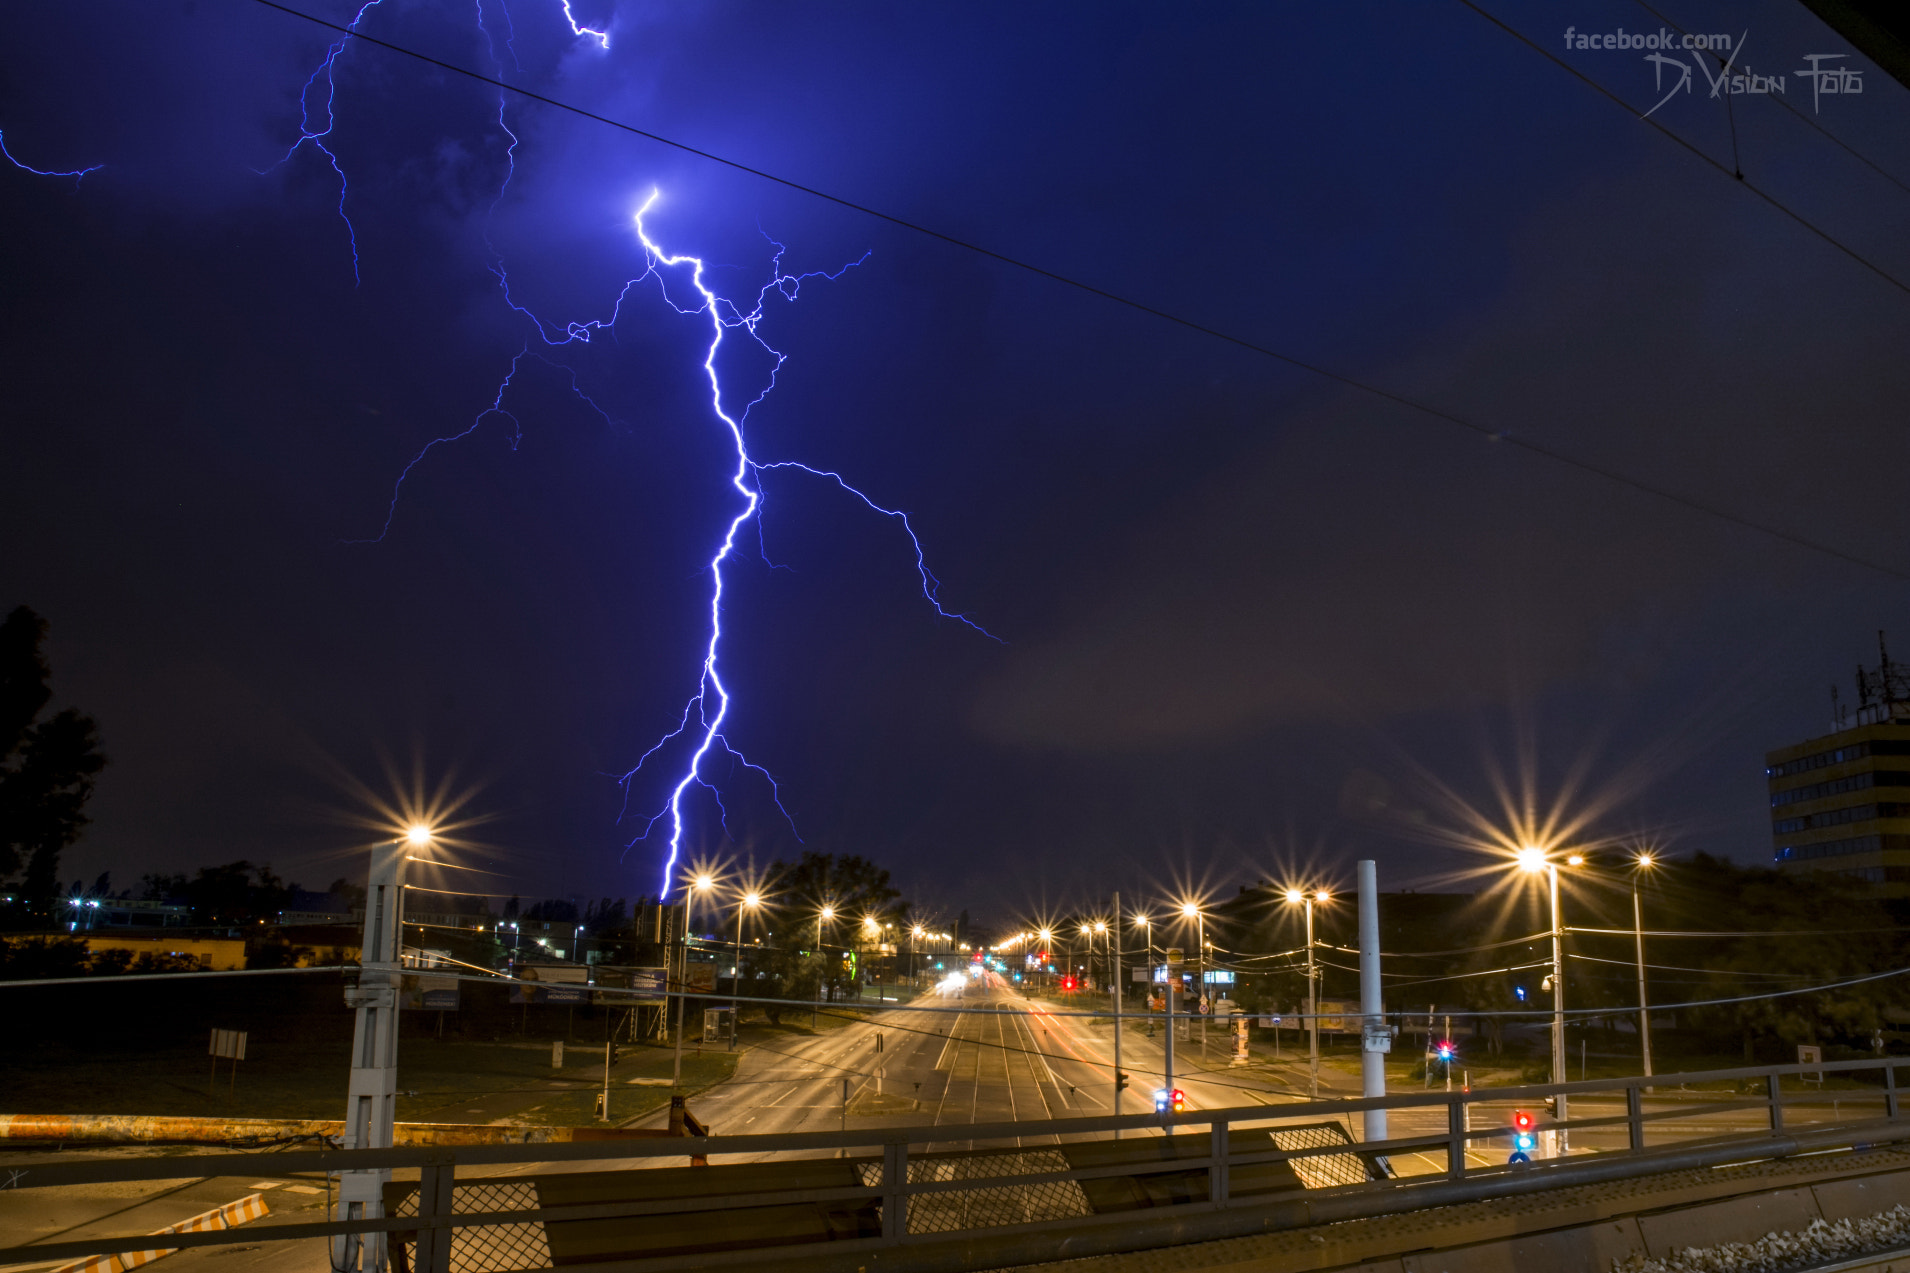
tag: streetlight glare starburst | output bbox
[405,823,433,847]
[1516,846,1549,874]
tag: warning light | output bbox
[1062,976,1076,991]
[1510,1109,1536,1160]
[1153,1088,1187,1114]
[1435,1041,1455,1061]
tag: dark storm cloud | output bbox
[2,0,1907,910]
[970,150,1910,752]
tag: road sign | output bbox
[1165,947,1183,967]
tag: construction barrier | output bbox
[52,1193,269,1273]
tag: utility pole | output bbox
[1305,897,1319,1098]
[333,833,412,1273]
[1163,945,1180,1127]
[1632,857,1655,1083]
[1111,892,1123,1138]
[1357,860,1388,1142]
[1549,862,1568,1155]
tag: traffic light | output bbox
[1115,1071,1130,1092]
[607,1040,620,1067]
[1062,976,1076,991]
[1510,1110,1536,1162]
[1153,1087,1186,1114]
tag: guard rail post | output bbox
[1626,1083,1645,1153]
[1446,1095,1467,1180]
[882,1140,908,1241]
[415,1157,456,1273]
[1209,1118,1230,1206]
[1768,1073,1786,1133]
[1888,1062,1901,1121]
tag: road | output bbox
[3,978,1889,1271]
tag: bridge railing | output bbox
[1,1056,1906,1273]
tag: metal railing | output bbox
[3,1057,1907,1273]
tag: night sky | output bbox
[3,0,1907,920]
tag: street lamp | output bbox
[813,905,836,1029]
[1180,903,1206,1055]
[911,924,926,989]
[730,890,762,1051]
[1284,888,1329,1098]
[1632,853,1656,1080]
[673,872,717,1087]
[1518,847,1573,1152]
[1094,920,1107,991]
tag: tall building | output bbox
[1767,635,1910,895]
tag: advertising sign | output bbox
[510,963,590,1005]
[400,973,460,1010]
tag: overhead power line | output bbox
[247,0,1910,586]
[1457,0,1910,298]
[1628,0,1910,197]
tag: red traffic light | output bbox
[1062,976,1076,990]
[1512,1110,1534,1132]
[1170,1088,1186,1112]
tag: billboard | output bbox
[510,963,589,1005]
[400,973,460,1011]
[591,966,667,1004]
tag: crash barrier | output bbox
[49,1192,269,1273]
[4,1057,1909,1273]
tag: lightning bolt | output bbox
[0,130,102,185]
[259,0,389,284]
[556,0,609,48]
[618,191,1000,898]
[277,3,992,900]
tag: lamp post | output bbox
[1093,920,1107,992]
[1285,888,1328,1099]
[911,924,925,990]
[672,873,716,1088]
[332,822,428,1273]
[1632,853,1656,1081]
[1518,846,1575,1154]
[861,916,879,1002]
[730,891,761,1051]
[1039,928,1053,993]
[1180,903,1206,1055]
[813,905,835,1029]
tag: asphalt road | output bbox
[3,979,1891,1270]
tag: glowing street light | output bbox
[1284,887,1326,1097]
[1632,851,1657,1079]
[729,889,764,1051]
[1513,845,1581,1152]
[1177,901,1209,1056]
[405,823,433,847]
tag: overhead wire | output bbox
[1456,0,1910,297]
[244,0,1910,586]
[1626,0,1910,198]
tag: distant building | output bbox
[1767,635,1910,895]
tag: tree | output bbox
[0,607,106,920]
[764,852,907,1000]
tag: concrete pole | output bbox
[671,898,690,1088]
[1358,860,1387,1143]
[1633,882,1653,1080]
[1163,951,1177,1123]
[334,839,407,1273]
[1305,900,1319,1099]
[1549,864,1569,1154]
[1111,892,1123,1138]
